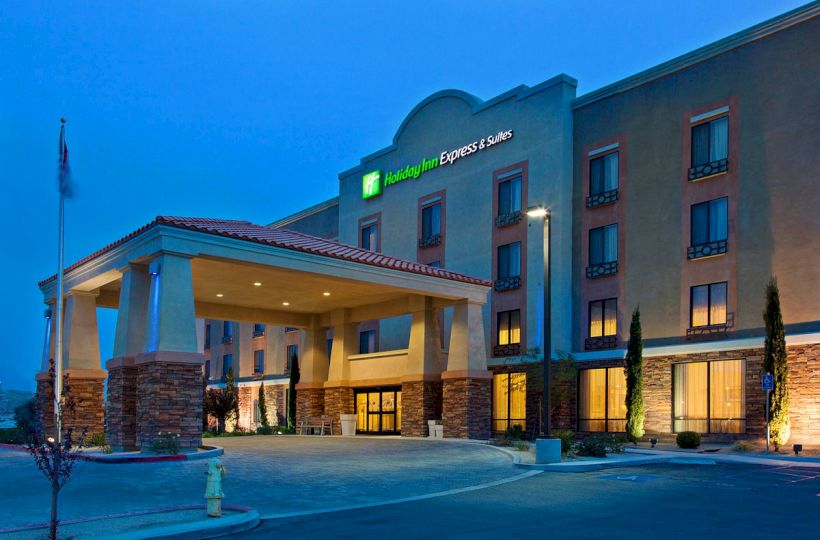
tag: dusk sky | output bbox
[0,0,805,391]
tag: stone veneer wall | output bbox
[137,362,203,450]
[784,343,819,445]
[37,376,105,440]
[106,365,139,450]
[442,378,491,439]
[324,387,354,434]
[295,388,325,427]
[36,379,55,436]
[401,380,443,437]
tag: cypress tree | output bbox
[287,351,300,430]
[624,307,645,442]
[763,277,790,450]
[225,367,239,431]
[258,382,269,429]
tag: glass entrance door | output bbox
[355,387,402,434]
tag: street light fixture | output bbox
[526,205,551,438]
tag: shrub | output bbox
[552,429,575,454]
[202,431,216,438]
[574,435,613,458]
[676,431,701,449]
[87,432,107,447]
[0,427,23,444]
[514,442,530,452]
[278,425,296,435]
[150,432,180,454]
[732,440,754,453]
[14,398,37,436]
[611,435,628,453]
[256,425,274,435]
[505,424,525,440]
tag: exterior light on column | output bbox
[282,301,290,306]
[44,308,53,320]
[148,261,161,276]
[526,206,549,218]
[216,293,224,298]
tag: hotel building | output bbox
[36,4,819,449]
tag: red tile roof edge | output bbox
[38,216,492,289]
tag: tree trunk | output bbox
[50,480,58,540]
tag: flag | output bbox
[58,119,73,198]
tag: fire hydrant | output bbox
[204,458,227,517]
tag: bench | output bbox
[300,415,333,435]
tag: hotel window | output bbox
[204,360,211,380]
[286,344,299,375]
[498,175,522,216]
[427,260,441,268]
[253,350,264,374]
[589,299,617,338]
[497,242,521,279]
[222,321,233,343]
[253,323,265,337]
[359,329,377,354]
[588,152,619,207]
[692,116,728,168]
[587,224,618,277]
[204,324,211,350]
[360,222,379,251]
[497,310,521,346]
[673,359,745,433]
[690,282,727,327]
[689,197,728,259]
[222,354,233,379]
[492,372,526,433]
[421,202,441,239]
[578,367,627,432]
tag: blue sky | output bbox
[0,0,806,391]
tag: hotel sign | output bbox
[362,129,514,199]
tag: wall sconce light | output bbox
[793,444,803,456]
[650,438,658,448]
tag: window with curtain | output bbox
[492,372,526,432]
[222,354,233,378]
[589,298,617,337]
[589,224,618,265]
[690,282,728,327]
[590,152,619,196]
[674,359,744,433]
[359,329,377,354]
[578,367,626,432]
[253,323,265,335]
[692,116,728,167]
[691,197,728,246]
[497,310,521,346]
[223,321,232,338]
[421,203,441,238]
[498,176,522,216]
[253,349,264,374]
[497,242,521,279]
[360,223,379,251]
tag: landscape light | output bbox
[793,444,803,455]
[650,438,658,448]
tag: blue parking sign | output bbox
[762,373,774,391]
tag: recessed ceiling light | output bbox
[323,292,331,296]
[253,282,262,287]
[282,301,290,306]
[216,293,224,298]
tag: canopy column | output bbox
[402,296,445,437]
[135,253,205,450]
[323,310,357,433]
[442,300,491,439]
[295,317,330,428]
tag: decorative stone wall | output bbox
[295,387,325,427]
[238,387,254,430]
[106,364,139,450]
[36,375,105,440]
[324,387,354,434]
[442,377,491,439]
[36,378,54,436]
[785,343,820,445]
[401,380,443,437]
[136,361,203,450]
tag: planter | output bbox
[535,438,561,464]
[427,420,437,438]
[433,425,444,439]
[340,414,357,436]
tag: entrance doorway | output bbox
[355,387,402,434]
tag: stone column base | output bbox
[442,373,492,439]
[136,352,205,451]
[35,369,106,440]
[401,379,443,437]
[323,386,354,434]
[106,358,139,451]
[295,386,325,428]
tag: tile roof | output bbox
[39,216,492,288]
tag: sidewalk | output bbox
[625,446,820,468]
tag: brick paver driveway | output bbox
[0,436,516,528]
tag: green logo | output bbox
[362,170,382,199]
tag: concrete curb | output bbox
[514,454,672,472]
[625,447,820,468]
[89,509,260,540]
[0,444,224,463]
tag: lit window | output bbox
[589,298,617,337]
[497,242,521,279]
[492,372,526,433]
[253,350,264,374]
[673,359,745,433]
[690,282,727,327]
[497,310,521,346]
[498,176,522,216]
[590,152,618,196]
[691,197,728,246]
[578,367,626,432]
[692,116,728,167]
[421,203,441,238]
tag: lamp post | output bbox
[525,205,551,438]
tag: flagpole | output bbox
[54,118,67,443]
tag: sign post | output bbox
[762,372,774,453]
